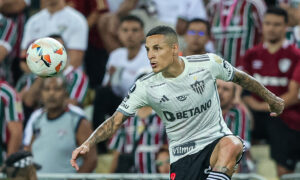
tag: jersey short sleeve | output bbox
[207,53,235,81]
[117,79,147,117]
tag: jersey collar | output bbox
[263,39,290,49]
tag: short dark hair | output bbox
[146,26,178,45]
[187,18,211,37]
[265,7,288,23]
[120,15,144,28]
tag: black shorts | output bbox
[170,136,244,180]
[267,117,300,171]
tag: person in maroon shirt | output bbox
[242,7,300,177]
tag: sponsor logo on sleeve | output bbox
[129,83,136,93]
[120,102,129,109]
[213,54,223,64]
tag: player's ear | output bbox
[172,43,179,56]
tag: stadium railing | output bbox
[281,173,300,180]
[0,173,267,180]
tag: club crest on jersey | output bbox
[191,80,205,94]
[279,58,291,73]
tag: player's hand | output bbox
[70,144,90,171]
[268,96,284,117]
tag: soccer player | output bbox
[71,26,284,179]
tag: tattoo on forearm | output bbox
[232,69,276,103]
[87,113,128,147]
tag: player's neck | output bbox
[265,38,285,54]
[128,45,141,60]
[162,57,185,78]
[47,1,65,14]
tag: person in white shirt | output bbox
[21,0,88,68]
[92,15,150,153]
[71,26,284,180]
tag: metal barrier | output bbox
[281,173,300,180]
[0,173,267,180]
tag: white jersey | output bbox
[117,53,234,163]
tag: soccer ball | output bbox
[26,37,67,77]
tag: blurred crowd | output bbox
[0,0,300,179]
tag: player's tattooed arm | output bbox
[86,111,128,147]
[232,69,284,116]
[71,111,128,170]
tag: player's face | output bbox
[185,22,209,52]
[217,80,235,109]
[118,21,144,49]
[145,35,177,73]
[156,151,170,174]
[263,14,287,43]
[41,77,66,111]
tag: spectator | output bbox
[207,0,266,67]
[24,76,97,173]
[217,79,253,173]
[66,0,110,88]
[0,150,39,180]
[93,15,150,153]
[286,1,300,47]
[155,147,170,174]
[0,1,18,83]
[182,18,210,56]
[176,0,207,35]
[21,0,88,68]
[0,80,24,166]
[0,0,30,84]
[108,106,167,173]
[98,0,138,53]
[242,7,300,177]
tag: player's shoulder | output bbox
[185,54,211,62]
[184,53,223,67]
[139,72,156,83]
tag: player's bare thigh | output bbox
[209,135,243,176]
